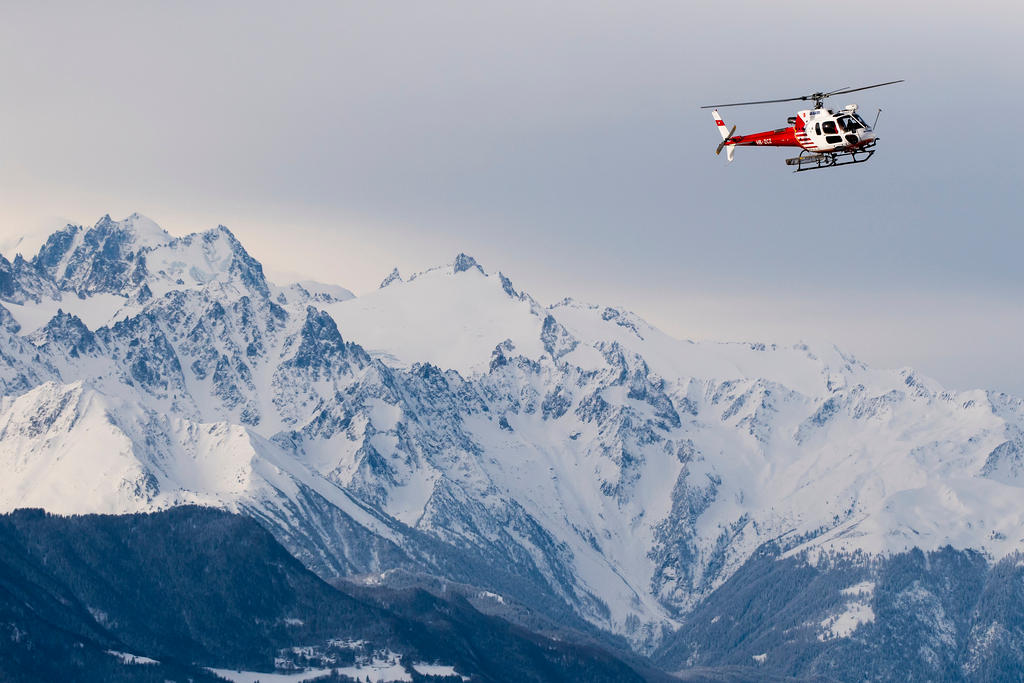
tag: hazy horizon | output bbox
[2,1,1022,395]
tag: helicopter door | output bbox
[820,120,843,145]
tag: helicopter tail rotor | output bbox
[716,126,736,156]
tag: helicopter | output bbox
[702,80,903,172]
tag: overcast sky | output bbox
[1,1,1022,394]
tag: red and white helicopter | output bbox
[703,80,903,172]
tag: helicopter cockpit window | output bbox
[837,115,863,132]
[821,120,838,135]
[853,113,869,128]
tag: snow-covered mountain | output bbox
[2,214,1023,659]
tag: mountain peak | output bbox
[27,214,174,299]
[137,222,269,300]
[380,267,403,289]
[403,253,488,284]
[88,213,171,250]
[0,249,61,305]
[121,213,173,249]
[453,253,484,275]
[214,224,235,238]
[32,224,82,273]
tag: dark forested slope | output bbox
[0,506,648,682]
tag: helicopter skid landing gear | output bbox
[786,147,876,172]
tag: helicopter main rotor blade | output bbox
[700,96,806,109]
[824,80,904,97]
[700,80,903,110]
